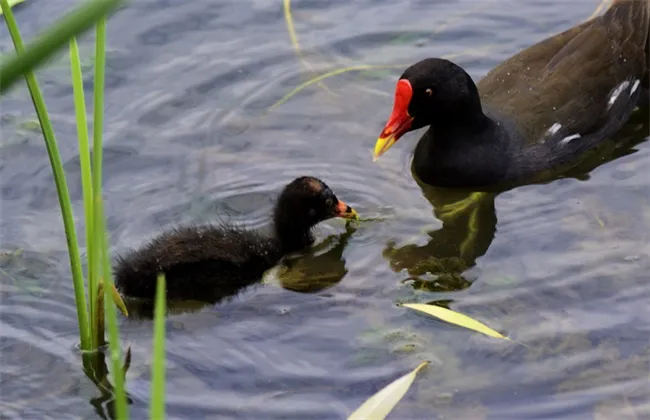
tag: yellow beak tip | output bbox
[373,136,394,161]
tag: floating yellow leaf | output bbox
[348,361,429,420]
[401,303,510,340]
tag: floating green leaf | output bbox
[401,303,510,340]
[348,361,429,420]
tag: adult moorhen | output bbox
[114,176,359,301]
[373,0,649,189]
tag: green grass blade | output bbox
[99,197,129,419]
[69,37,97,346]
[90,18,107,323]
[150,273,167,419]
[95,280,106,348]
[1,0,91,350]
[0,0,126,94]
[93,18,106,172]
[0,0,24,16]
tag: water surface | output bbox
[1,0,649,418]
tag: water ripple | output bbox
[1,0,649,418]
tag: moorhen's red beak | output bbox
[333,199,359,220]
[373,79,414,160]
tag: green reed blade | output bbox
[0,0,24,16]
[1,0,91,349]
[90,18,107,324]
[95,280,106,348]
[150,273,167,419]
[69,37,98,346]
[0,0,126,94]
[99,196,129,419]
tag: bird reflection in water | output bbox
[382,178,497,294]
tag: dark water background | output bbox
[1,0,649,418]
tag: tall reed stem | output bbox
[100,197,129,419]
[0,0,125,93]
[89,17,108,340]
[69,36,97,344]
[1,0,91,350]
[150,273,167,418]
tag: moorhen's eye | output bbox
[325,198,334,207]
[425,88,433,96]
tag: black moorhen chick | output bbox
[114,176,359,301]
[373,0,649,189]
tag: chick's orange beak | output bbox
[334,200,359,220]
[373,79,414,160]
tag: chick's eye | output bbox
[425,88,433,96]
[325,198,334,207]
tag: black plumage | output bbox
[114,176,358,302]
[374,0,649,189]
